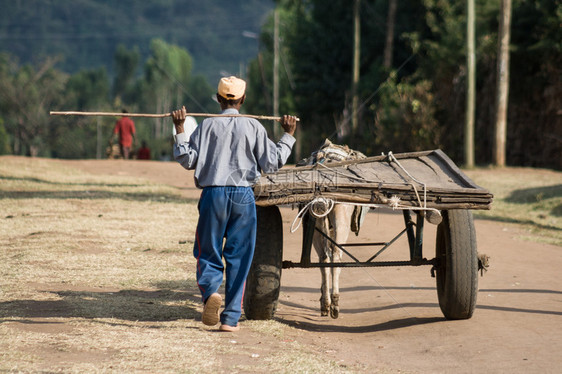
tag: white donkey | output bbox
[299,140,366,318]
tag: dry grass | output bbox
[0,157,356,373]
[465,167,562,246]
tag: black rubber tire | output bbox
[243,205,283,320]
[435,209,478,320]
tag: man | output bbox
[172,76,297,332]
[112,109,136,159]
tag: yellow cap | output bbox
[218,76,246,100]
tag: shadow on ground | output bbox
[0,176,198,204]
[0,288,201,322]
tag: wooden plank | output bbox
[253,149,493,210]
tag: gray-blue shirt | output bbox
[173,108,296,188]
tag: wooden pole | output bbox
[383,0,398,69]
[351,0,361,134]
[465,0,476,168]
[50,111,299,122]
[96,117,102,160]
[273,9,280,139]
[494,0,512,167]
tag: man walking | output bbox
[172,76,297,332]
[111,109,136,159]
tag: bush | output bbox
[373,77,442,153]
[0,118,10,154]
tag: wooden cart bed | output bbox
[253,149,493,210]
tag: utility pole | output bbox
[273,9,280,139]
[351,0,360,134]
[494,0,512,167]
[465,0,475,168]
[383,0,398,69]
[96,117,102,159]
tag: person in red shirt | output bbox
[111,109,136,159]
[136,140,151,160]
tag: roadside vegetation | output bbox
[466,168,561,246]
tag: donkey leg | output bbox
[313,218,331,317]
[320,266,331,316]
[329,205,354,319]
[330,258,342,319]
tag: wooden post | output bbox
[465,0,476,168]
[96,117,102,160]
[351,0,361,134]
[273,9,280,140]
[494,0,512,167]
[383,0,398,69]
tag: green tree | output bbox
[135,39,214,159]
[272,0,427,157]
[244,5,297,137]
[507,0,561,169]
[0,54,67,156]
[0,118,10,154]
[49,67,111,159]
[142,39,193,138]
[374,76,441,154]
[113,44,140,106]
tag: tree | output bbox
[0,118,10,154]
[244,6,298,137]
[52,67,110,159]
[142,39,194,138]
[0,54,67,156]
[113,44,140,105]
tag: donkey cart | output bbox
[243,149,493,321]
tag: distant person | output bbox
[136,140,151,160]
[111,109,136,159]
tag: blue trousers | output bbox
[194,186,257,326]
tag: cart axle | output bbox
[282,258,436,269]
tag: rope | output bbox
[290,197,335,233]
[385,151,428,210]
[289,150,443,233]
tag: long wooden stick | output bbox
[50,111,299,122]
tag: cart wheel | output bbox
[244,205,283,320]
[435,209,478,320]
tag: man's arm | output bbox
[255,114,298,173]
[172,106,199,170]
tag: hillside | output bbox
[0,0,274,81]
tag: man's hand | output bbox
[280,115,297,136]
[172,106,188,134]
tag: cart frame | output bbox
[284,209,433,269]
[244,150,491,321]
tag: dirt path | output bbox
[66,159,562,373]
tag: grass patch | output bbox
[465,167,562,246]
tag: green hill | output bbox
[0,0,274,82]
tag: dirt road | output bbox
[71,159,562,373]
